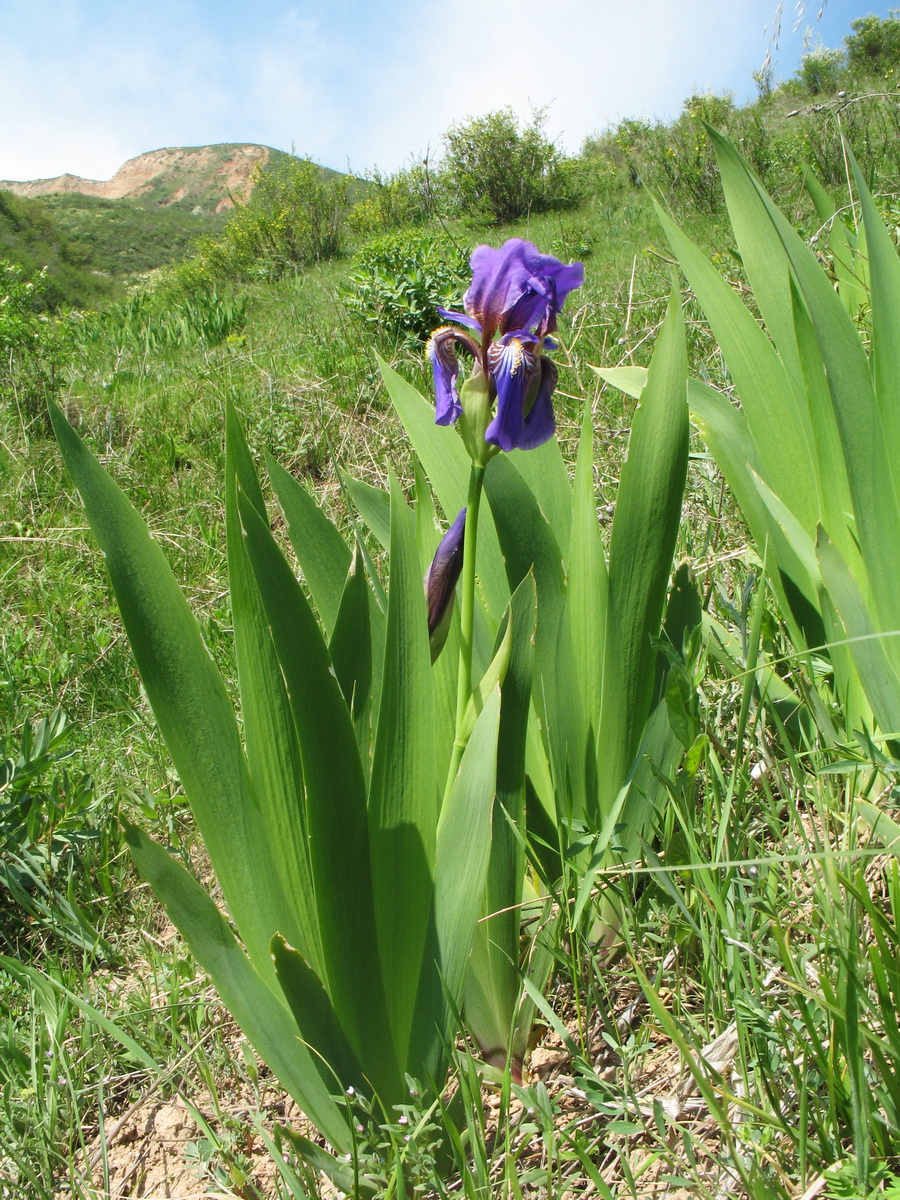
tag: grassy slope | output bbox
[0,148,363,304]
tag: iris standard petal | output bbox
[537,261,585,335]
[465,240,534,342]
[465,239,585,342]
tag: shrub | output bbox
[846,13,900,80]
[442,107,581,223]
[0,261,73,416]
[798,45,846,95]
[185,157,351,282]
[347,161,438,237]
[342,229,468,348]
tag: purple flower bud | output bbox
[424,509,466,661]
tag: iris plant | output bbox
[427,239,583,795]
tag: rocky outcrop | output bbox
[0,144,273,212]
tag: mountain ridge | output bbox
[0,143,293,213]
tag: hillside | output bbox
[0,145,356,302]
[0,143,297,214]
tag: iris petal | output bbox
[515,357,558,451]
[426,328,463,424]
[484,336,538,452]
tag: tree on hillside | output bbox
[204,157,350,279]
[846,13,900,79]
[442,108,581,224]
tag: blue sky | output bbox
[1,0,894,182]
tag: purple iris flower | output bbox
[426,239,583,453]
[425,508,466,661]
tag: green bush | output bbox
[347,161,438,238]
[846,13,900,80]
[442,107,581,223]
[798,46,846,95]
[187,157,350,282]
[0,191,117,309]
[0,261,73,416]
[342,229,468,348]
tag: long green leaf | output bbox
[409,690,501,1082]
[711,129,900,645]
[236,487,400,1099]
[329,544,381,762]
[853,155,900,470]
[816,530,900,739]
[267,455,351,638]
[464,575,536,1073]
[708,124,804,384]
[367,475,437,1072]
[270,935,366,1096]
[504,436,573,560]
[787,276,861,578]
[565,404,609,740]
[805,169,867,318]
[654,202,819,533]
[122,824,349,1151]
[49,402,291,980]
[601,284,688,811]
[225,402,322,974]
[483,454,585,819]
[341,472,391,552]
[601,368,828,655]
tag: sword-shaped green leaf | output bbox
[601,284,688,813]
[817,530,900,740]
[409,690,501,1082]
[49,402,292,981]
[267,455,351,638]
[464,575,536,1076]
[225,402,322,974]
[367,475,437,1070]
[236,487,401,1101]
[123,823,350,1152]
[711,129,900,644]
[654,201,819,533]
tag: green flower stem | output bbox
[443,462,485,806]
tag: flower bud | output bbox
[424,509,466,662]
